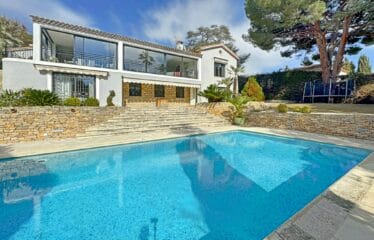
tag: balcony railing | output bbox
[43,48,117,70]
[5,47,33,60]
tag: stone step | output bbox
[86,119,226,131]
[107,115,222,123]
[79,122,225,137]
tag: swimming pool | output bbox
[0,131,371,240]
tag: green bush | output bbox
[227,95,250,118]
[300,106,312,113]
[0,90,22,107]
[290,105,312,113]
[198,84,226,102]
[107,90,116,106]
[241,70,321,101]
[82,97,99,106]
[21,88,60,106]
[241,76,265,101]
[277,104,288,113]
[64,97,81,106]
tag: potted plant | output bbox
[228,95,250,125]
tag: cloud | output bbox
[142,0,301,75]
[0,0,94,28]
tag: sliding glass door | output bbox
[53,73,96,100]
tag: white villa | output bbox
[2,16,238,106]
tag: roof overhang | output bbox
[34,64,109,77]
[122,78,200,88]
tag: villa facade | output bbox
[2,16,238,106]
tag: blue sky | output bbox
[1,0,373,75]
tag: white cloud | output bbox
[0,0,94,27]
[142,0,301,75]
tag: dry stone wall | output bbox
[0,107,125,144]
[244,112,374,140]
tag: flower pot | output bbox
[233,117,245,125]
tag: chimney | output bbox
[176,41,185,51]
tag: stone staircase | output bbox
[77,106,230,138]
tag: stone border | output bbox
[0,126,373,240]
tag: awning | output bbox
[122,78,201,88]
[34,64,109,77]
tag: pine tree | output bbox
[244,0,373,83]
[357,55,372,74]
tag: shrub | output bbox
[107,90,116,106]
[21,88,60,106]
[198,84,226,102]
[64,97,81,106]
[241,76,265,101]
[0,90,22,107]
[227,95,250,118]
[277,104,288,113]
[290,105,312,113]
[82,97,99,106]
[300,106,312,113]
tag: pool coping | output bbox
[1,126,373,240]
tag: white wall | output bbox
[199,47,238,102]
[3,59,48,90]
[98,72,123,107]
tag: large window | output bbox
[52,73,95,100]
[123,44,198,79]
[214,62,226,77]
[41,28,117,69]
[129,83,142,96]
[176,87,184,98]
[154,85,165,97]
[182,58,198,79]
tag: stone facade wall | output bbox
[244,112,374,140]
[0,107,125,144]
[122,83,190,106]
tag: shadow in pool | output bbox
[138,217,158,240]
[0,159,58,240]
[175,137,369,240]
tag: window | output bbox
[52,73,95,100]
[123,44,198,79]
[146,50,166,75]
[41,28,117,69]
[182,58,198,78]
[129,83,142,96]
[176,87,184,98]
[166,55,182,77]
[154,85,165,97]
[214,62,226,77]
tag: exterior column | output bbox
[33,23,41,62]
[118,41,123,71]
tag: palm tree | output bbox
[228,65,244,96]
[138,51,155,72]
[218,77,233,93]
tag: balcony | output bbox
[43,48,117,69]
[5,47,33,60]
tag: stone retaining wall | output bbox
[0,107,125,144]
[244,112,374,140]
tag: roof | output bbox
[30,16,201,58]
[195,43,239,60]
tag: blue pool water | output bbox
[0,131,371,240]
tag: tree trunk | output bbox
[332,16,351,81]
[233,76,238,96]
[314,21,330,84]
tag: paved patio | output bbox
[0,127,373,240]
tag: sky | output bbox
[0,0,373,75]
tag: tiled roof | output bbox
[30,16,202,58]
[196,43,239,60]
